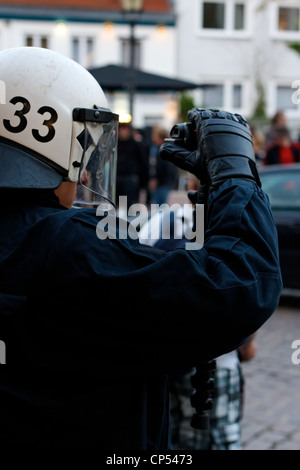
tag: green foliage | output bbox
[288,42,300,56]
[251,80,267,121]
[179,92,195,121]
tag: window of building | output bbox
[72,38,79,62]
[233,83,242,108]
[144,116,164,128]
[203,2,225,29]
[71,37,95,67]
[121,38,142,69]
[198,0,249,35]
[272,3,300,37]
[277,85,298,110]
[25,35,48,48]
[234,4,245,30]
[198,82,245,113]
[200,84,224,108]
[278,7,300,32]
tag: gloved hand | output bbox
[160,108,261,189]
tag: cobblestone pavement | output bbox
[169,296,300,451]
[241,296,300,450]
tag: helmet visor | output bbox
[73,107,119,207]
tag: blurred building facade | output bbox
[175,0,300,135]
[0,0,300,133]
[0,0,178,129]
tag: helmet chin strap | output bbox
[74,187,116,209]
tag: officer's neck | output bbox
[54,181,77,209]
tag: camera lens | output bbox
[168,122,197,151]
[170,123,189,139]
[171,123,188,139]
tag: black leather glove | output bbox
[160,108,261,189]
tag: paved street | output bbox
[241,296,300,450]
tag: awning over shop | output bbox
[88,64,199,92]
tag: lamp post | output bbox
[121,0,143,122]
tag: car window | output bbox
[260,170,300,210]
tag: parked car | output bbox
[139,164,300,295]
[259,164,300,294]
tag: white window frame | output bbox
[71,35,96,68]
[230,82,245,112]
[196,78,249,116]
[268,80,300,117]
[226,80,249,115]
[197,82,225,108]
[24,34,49,48]
[195,0,252,38]
[120,37,142,69]
[270,1,300,40]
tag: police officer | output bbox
[0,47,281,450]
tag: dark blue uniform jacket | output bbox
[0,179,282,449]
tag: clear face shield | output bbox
[72,106,119,207]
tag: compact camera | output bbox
[165,122,197,151]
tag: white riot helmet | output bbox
[0,47,118,205]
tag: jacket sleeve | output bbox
[44,179,282,371]
[115,178,282,368]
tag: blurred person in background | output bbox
[264,126,300,165]
[132,127,151,205]
[148,125,178,205]
[169,334,257,451]
[116,122,148,207]
[250,125,265,167]
[264,110,287,148]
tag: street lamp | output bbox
[121,0,143,12]
[121,0,144,122]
